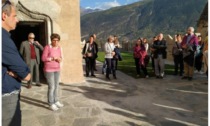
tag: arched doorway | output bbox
[11,21,47,50]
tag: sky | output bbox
[80,0,141,10]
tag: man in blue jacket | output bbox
[2,1,31,125]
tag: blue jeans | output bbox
[45,71,60,105]
[105,58,116,77]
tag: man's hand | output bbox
[34,41,41,46]
[7,71,18,78]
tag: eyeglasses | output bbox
[29,37,35,39]
[2,0,11,9]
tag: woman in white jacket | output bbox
[104,35,116,80]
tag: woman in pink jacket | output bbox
[133,38,149,78]
[42,33,64,111]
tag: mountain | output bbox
[80,7,102,16]
[81,0,207,40]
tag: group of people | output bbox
[133,27,208,81]
[2,1,64,125]
[134,33,167,79]
[83,26,208,82]
[174,27,208,80]
[19,33,64,112]
[18,34,64,111]
[2,0,208,125]
[83,35,122,80]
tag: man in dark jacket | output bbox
[153,33,167,78]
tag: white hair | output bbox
[188,27,195,32]
[28,33,35,38]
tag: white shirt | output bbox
[104,42,115,58]
[144,43,149,52]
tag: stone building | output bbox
[11,0,84,84]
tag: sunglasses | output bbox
[2,0,11,9]
[29,37,35,39]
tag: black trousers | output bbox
[151,56,155,70]
[115,59,118,70]
[106,58,116,77]
[2,93,21,126]
[85,57,95,75]
[94,59,97,70]
[134,58,148,76]
[135,58,141,75]
[173,55,183,75]
[195,55,203,71]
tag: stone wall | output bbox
[197,3,208,38]
[54,0,84,84]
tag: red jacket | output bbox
[181,34,198,48]
[133,45,147,66]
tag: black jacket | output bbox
[114,46,122,61]
[153,39,167,59]
[82,42,98,59]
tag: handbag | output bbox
[86,52,93,57]
[113,54,119,60]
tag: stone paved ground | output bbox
[21,62,208,126]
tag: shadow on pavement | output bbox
[21,96,49,110]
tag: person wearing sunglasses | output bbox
[20,33,44,89]
[2,0,31,125]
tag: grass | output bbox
[97,51,174,78]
